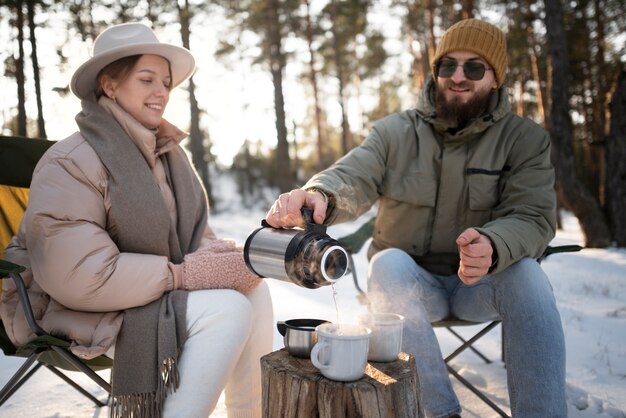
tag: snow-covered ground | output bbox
[1,175,625,417]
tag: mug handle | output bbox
[310,341,330,371]
[276,321,286,336]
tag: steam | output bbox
[364,270,434,355]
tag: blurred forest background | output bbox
[1,0,625,248]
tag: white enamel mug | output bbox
[310,323,371,382]
[358,312,404,362]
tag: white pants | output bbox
[110,282,273,418]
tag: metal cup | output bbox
[277,319,329,358]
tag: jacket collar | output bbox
[98,97,187,168]
[416,76,511,140]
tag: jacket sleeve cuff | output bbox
[474,227,506,275]
[302,183,338,224]
[167,262,183,290]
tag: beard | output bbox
[434,80,494,128]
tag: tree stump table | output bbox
[261,349,423,418]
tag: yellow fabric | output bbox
[0,185,28,251]
[431,18,508,87]
[0,185,28,297]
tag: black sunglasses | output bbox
[436,59,492,81]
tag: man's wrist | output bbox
[488,242,499,273]
[305,187,330,204]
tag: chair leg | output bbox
[348,253,371,305]
[444,321,500,363]
[49,346,111,393]
[0,348,111,408]
[447,364,510,418]
[0,353,43,406]
[446,327,492,363]
[45,365,108,407]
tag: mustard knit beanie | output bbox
[432,19,508,87]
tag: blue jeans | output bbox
[367,249,566,418]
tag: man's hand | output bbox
[456,228,494,285]
[265,189,328,228]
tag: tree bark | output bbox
[303,0,328,170]
[265,0,293,192]
[591,0,607,205]
[524,0,546,124]
[261,349,422,418]
[605,70,626,246]
[404,2,428,94]
[543,0,610,247]
[177,0,214,207]
[592,0,607,144]
[16,0,27,137]
[461,0,473,19]
[329,1,352,156]
[443,0,455,26]
[27,0,46,139]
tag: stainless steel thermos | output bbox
[243,208,349,288]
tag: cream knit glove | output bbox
[175,241,261,294]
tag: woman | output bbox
[0,22,273,417]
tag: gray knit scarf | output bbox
[76,100,208,418]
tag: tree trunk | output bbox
[27,0,46,139]
[592,0,607,205]
[16,0,27,137]
[592,0,607,143]
[329,1,352,156]
[404,2,428,94]
[461,0,473,19]
[543,0,610,247]
[425,0,435,66]
[266,0,293,192]
[524,0,546,124]
[177,0,214,207]
[605,70,626,246]
[573,2,601,203]
[303,0,328,170]
[261,349,422,418]
[443,0,455,26]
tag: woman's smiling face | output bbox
[101,54,172,129]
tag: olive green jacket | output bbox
[304,78,556,275]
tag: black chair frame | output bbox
[0,260,111,407]
[0,136,112,408]
[0,260,112,407]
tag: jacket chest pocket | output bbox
[467,172,500,210]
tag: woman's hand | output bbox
[177,243,261,294]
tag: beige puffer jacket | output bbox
[1,98,214,359]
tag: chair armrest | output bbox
[0,259,26,277]
[0,259,46,336]
[539,244,584,262]
[337,218,376,254]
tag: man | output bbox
[266,19,566,418]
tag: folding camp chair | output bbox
[338,217,581,418]
[0,136,112,408]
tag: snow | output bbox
[1,173,625,417]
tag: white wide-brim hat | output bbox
[70,22,196,100]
